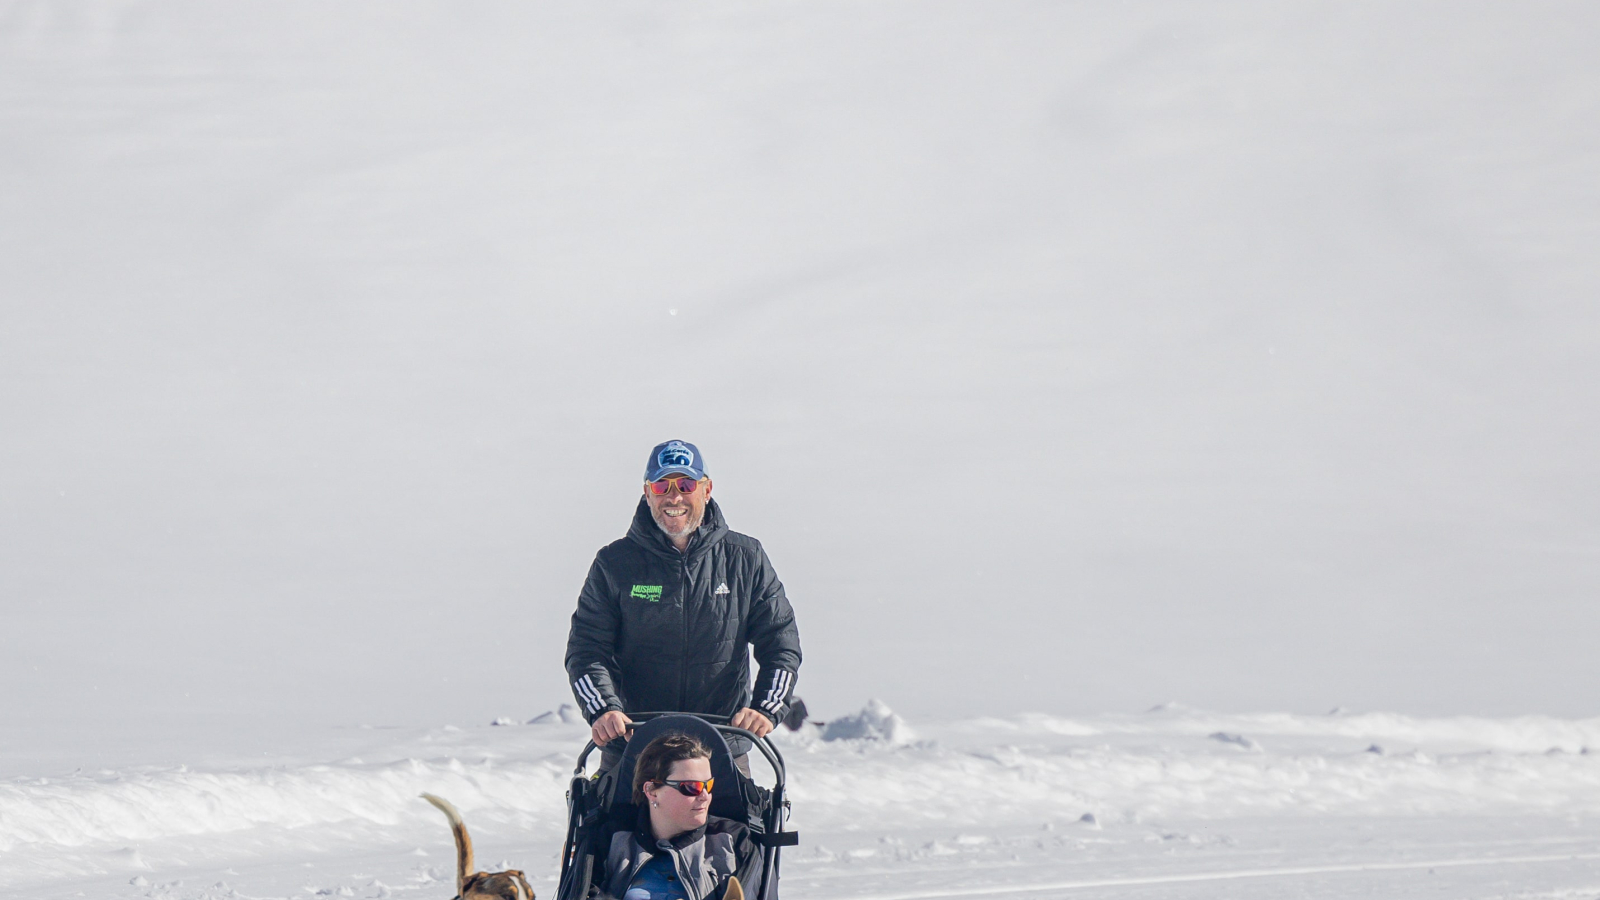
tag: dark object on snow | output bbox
[557,713,797,900]
[781,697,810,731]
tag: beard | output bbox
[651,501,705,540]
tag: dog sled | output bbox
[556,713,798,900]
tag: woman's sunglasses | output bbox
[661,778,714,797]
[648,477,705,495]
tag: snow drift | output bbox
[6,709,1599,863]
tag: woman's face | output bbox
[645,756,713,837]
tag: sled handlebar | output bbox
[572,711,787,784]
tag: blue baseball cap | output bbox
[645,440,707,482]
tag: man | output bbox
[566,440,802,769]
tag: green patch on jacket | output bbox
[629,584,664,602]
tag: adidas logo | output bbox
[714,582,730,595]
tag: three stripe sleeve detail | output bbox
[759,669,793,715]
[573,674,607,715]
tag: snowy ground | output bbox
[4,5,1598,898]
[7,704,1600,900]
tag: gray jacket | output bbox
[603,814,760,900]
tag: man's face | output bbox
[645,476,712,540]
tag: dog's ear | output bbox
[723,875,744,900]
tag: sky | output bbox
[2,1,1598,758]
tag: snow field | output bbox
[4,3,1598,897]
[6,706,1600,898]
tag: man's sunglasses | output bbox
[648,477,705,495]
[661,778,714,797]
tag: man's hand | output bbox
[591,710,633,746]
[730,707,775,738]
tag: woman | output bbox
[604,733,762,900]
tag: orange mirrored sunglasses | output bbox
[648,476,705,495]
[662,778,713,797]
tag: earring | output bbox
[651,801,659,808]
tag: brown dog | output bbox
[421,793,536,900]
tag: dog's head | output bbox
[461,869,534,900]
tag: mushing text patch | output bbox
[629,585,664,602]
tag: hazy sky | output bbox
[3,2,1597,752]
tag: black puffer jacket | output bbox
[566,497,802,728]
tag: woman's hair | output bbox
[632,732,712,805]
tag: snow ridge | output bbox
[954,709,1600,754]
[13,707,1599,855]
[0,754,569,852]
[6,708,1600,898]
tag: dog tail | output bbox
[421,793,474,898]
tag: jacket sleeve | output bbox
[730,826,764,899]
[565,554,625,723]
[746,543,802,725]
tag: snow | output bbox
[5,704,1600,898]
[526,705,585,727]
[4,0,1599,739]
[3,2,1599,897]
[821,698,916,745]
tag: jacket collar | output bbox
[634,805,709,850]
[626,496,729,561]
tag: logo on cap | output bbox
[658,441,695,469]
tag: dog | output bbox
[421,793,745,900]
[421,793,536,900]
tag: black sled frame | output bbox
[556,713,797,900]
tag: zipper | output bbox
[671,845,700,900]
[678,553,690,711]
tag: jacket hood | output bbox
[627,496,729,560]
